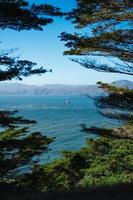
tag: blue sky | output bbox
[0,0,132,85]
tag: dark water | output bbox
[0,95,121,163]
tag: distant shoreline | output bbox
[0,80,132,96]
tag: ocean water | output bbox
[0,95,121,163]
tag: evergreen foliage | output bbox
[0,0,60,183]
[0,0,62,82]
[0,0,133,194]
[61,0,133,74]
[20,137,133,192]
[0,105,54,182]
[0,0,62,31]
[60,0,133,141]
[81,82,133,140]
[0,49,52,82]
[21,0,132,192]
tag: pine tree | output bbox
[60,0,133,139]
[0,0,61,183]
[19,1,133,192]
[0,0,62,31]
[0,0,62,81]
[81,82,133,140]
[61,0,133,74]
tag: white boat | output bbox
[64,100,70,104]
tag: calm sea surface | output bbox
[0,95,121,163]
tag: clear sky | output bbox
[0,0,132,85]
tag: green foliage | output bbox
[0,123,54,181]
[0,0,62,82]
[0,110,36,128]
[0,0,62,31]
[97,82,133,95]
[0,49,52,82]
[0,0,133,194]
[81,123,133,140]
[0,104,54,182]
[0,0,61,183]
[61,0,133,74]
[21,137,133,192]
[82,82,133,141]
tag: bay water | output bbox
[0,95,121,163]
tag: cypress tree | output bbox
[0,0,61,183]
[60,0,133,139]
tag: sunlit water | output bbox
[0,95,121,163]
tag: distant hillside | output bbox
[0,83,103,96]
[112,80,133,89]
[0,80,132,96]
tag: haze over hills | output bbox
[0,80,132,96]
[112,80,133,89]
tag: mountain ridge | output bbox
[0,80,132,96]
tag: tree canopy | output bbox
[0,0,62,81]
[0,0,62,31]
[61,0,133,75]
[60,0,133,139]
[0,0,61,182]
[0,0,133,195]
[0,49,52,81]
